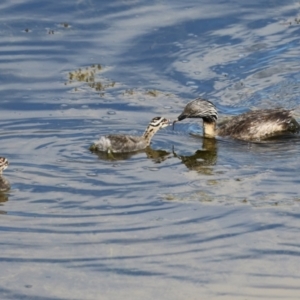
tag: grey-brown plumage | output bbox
[0,157,10,192]
[174,98,300,141]
[90,117,169,153]
[0,157,8,174]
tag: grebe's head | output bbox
[177,98,218,122]
[149,117,170,129]
[143,117,170,141]
[0,157,8,173]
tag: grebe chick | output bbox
[0,157,10,192]
[174,98,300,141]
[0,157,8,174]
[90,117,170,153]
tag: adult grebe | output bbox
[90,117,170,153]
[173,98,300,141]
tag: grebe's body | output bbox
[90,117,169,153]
[175,98,300,141]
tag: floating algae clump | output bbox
[66,64,116,95]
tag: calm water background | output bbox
[1,0,300,299]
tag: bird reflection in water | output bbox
[0,190,9,206]
[173,138,217,174]
[91,146,170,164]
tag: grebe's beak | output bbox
[173,113,188,130]
[172,120,177,130]
[177,114,187,121]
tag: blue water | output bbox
[1,0,300,299]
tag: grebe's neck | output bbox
[142,125,159,145]
[203,120,217,138]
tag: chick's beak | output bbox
[162,119,171,128]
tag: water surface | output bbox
[1,0,300,299]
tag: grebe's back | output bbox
[218,108,300,141]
